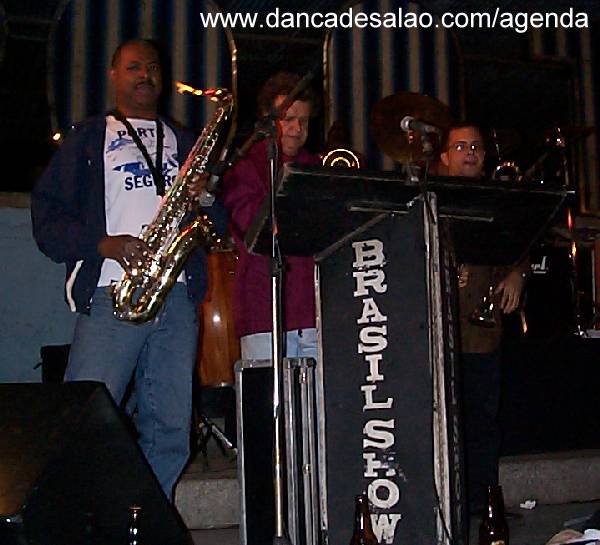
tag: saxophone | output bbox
[112,87,233,323]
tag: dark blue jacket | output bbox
[31,114,227,313]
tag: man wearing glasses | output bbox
[441,124,528,514]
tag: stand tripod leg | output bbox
[192,375,237,458]
[197,411,237,455]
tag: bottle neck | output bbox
[355,496,372,531]
[486,486,505,518]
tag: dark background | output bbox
[1,0,600,460]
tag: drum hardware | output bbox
[522,127,564,184]
[567,208,585,336]
[582,303,600,334]
[540,125,570,186]
[524,125,594,185]
[491,128,522,182]
[523,151,550,183]
[493,161,522,182]
[521,124,591,335]
[196,410,237,458]
[557,120,586,334]
[369,92,453,163]
[370,92,452,222]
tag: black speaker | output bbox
[0,382,192,545]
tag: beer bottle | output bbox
[479,486,509,545]
[350,493,379,545]
[128,505,142,545]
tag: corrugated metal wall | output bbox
[324,0,462,170]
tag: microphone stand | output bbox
[268,69,319,545]
[263,115,289,545]
[404,131,437,224]
[182,68,323,544]
[210,68,317,545]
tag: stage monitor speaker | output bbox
[0,382,192,545]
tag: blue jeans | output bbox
[240,328,318,360]
[65,283,198,500]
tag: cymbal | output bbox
[370,92,454,162]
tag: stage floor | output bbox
[189,501,600,545]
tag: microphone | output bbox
[400,116,441,136]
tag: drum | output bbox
[492,161,522,182]
[196,249,240,388]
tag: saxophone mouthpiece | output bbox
[175,82,227,103]
[176,81,202,96]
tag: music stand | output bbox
[245,164,566,545]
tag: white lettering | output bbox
[353,236,400,528]
[338,7,352,28]
[404,11,418,28]
[265,7,279,27]
[362,384,393,410]
[363,419,395,449]
[369,479,400,509]
[364,452,387,477]
[352,239,385,269]
[358,326,388,353]
[371,513,403,544]
[576,12,588,28]
[365,354,384,382]
[353,269,387,296]
[357,297,387,324]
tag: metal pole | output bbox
[266,131,290,545]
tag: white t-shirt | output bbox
[98,115,181,286]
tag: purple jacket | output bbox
[223,140,318,337]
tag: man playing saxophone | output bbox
[31,39,227,501]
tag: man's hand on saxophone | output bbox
[186,171,209,199]
[98,235,150,273]
[186,171,215,208]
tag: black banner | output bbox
[319,204,438,545]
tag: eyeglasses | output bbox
[450,142,484,153]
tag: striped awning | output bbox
[48,0,236,135]
[324,0,462,170]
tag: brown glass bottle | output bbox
[479,486,509,545]
[128,505,142,545]
[350,494,379,545]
